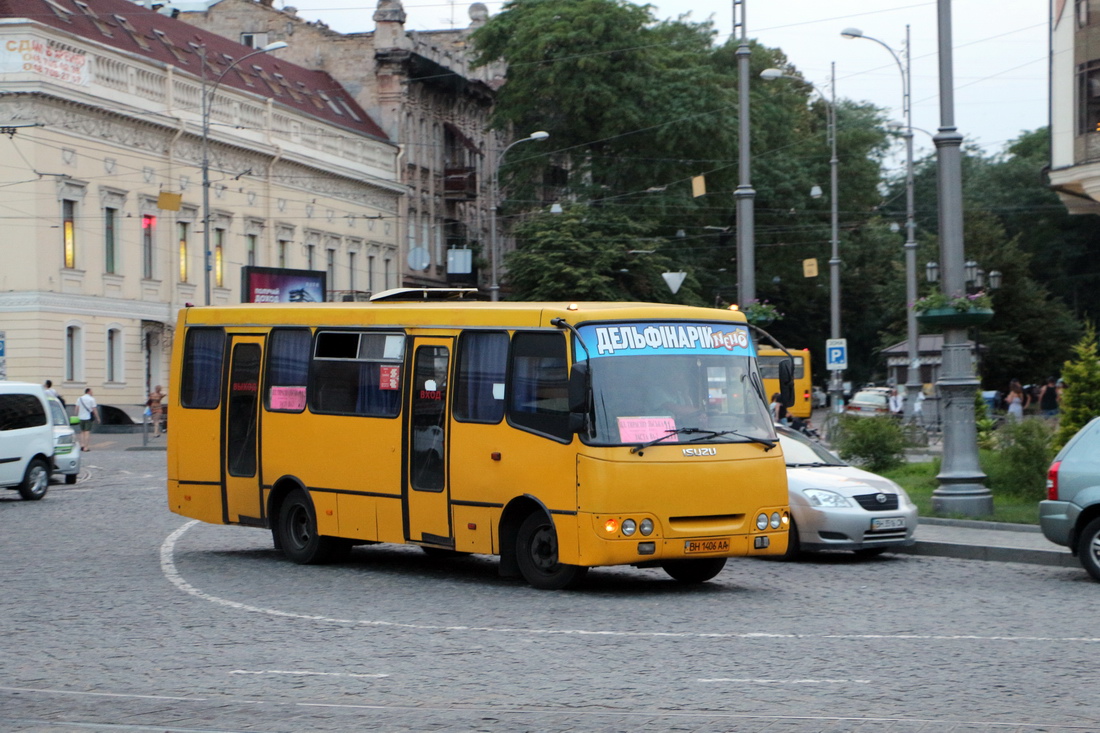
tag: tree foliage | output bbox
[1055,324,1100,450]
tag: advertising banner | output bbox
[241,266,326,304]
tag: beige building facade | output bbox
[1050,0,1100,214]
[0,0,401,408]
[173,0,508,289]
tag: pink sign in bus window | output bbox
[269,386,306,411]
[617,417,676,443]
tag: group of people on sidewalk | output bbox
[41,380,167,451]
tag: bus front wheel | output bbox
[515,513,587,590]
[662,557,727,583]
[276,489,349,564]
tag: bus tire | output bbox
[515,512,588,590]
[276,489,344,564]
[18,458,50,501]
[661,557,727,583]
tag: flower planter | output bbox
[915,306,994,328]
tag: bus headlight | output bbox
[639,518,654,536]
[621,519,637,536]
[770,512,781,529]
[756,513,769,531]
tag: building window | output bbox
[178,221,189,283]
[306,243,315,270]
[215,229,225,288]
[348,251,356,292]
[142,214,156,279]
[278,239,288,268]
[1078,0,1089,27]
[62,199,76,268]
[106,328,122,382]
[104,206,117,273]
[1079,61,1100,134]
[326,248,336,294]
[65,325,82,382]
[368,254,375,294]
[240,31,268,48]
[246,233,257,267]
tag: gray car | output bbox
[777,424,918,559]
[1039,416,1100,581]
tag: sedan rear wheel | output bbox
[1076,518,1100,582]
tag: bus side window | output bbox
[265,328,311,412]
[508,332,570,442]
[310,330,404,417]
[181,327,225,409]
[453,331,509,424]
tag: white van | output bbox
[0,382,56,500]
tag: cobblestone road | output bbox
[2,447,1097,732]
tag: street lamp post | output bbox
[761,65,843,412]
[842,26,922,419]
[734,0,756,305]
[488,131,549,302]
[200,41,288,306]
[931,0,992,515]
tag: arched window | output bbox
[106,326,124,383]
[65,324,83,382]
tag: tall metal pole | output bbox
[932,0,991,515]
[843,26,920,418]
[734,0,756,304]
[201,45,211,306]
[827,62,843,413]
[199,42,287,306]
[901,25,921,420]
[488,131,549,302]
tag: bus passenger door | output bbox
[223,335,264,524]
[405,338,453,546]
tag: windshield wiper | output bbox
[786,461,834,468]
[630,427,709,454]
[631,427,776,454]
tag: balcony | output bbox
[444,167,478,200]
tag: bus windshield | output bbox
[577,321,775,447]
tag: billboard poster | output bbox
[241,266,326,304]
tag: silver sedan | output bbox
[776,424,917,559]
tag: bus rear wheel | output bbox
[515,513,587,590]
[662,557,727,583]
[276,489,348,564]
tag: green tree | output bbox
[504,205,703,303]
[474,0,891,324]
[1055,324,1100,450]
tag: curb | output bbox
[894,541,1078,568]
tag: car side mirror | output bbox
[778,358,795,407]
[567,361,591,434]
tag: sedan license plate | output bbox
[871,517,906,531]
[684,538,730,554]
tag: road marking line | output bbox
[230,670,388,679]
[161,521,1100,644]
[699,678,871,684]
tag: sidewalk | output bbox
[79,429,1079,571]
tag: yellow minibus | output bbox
[166,293,790,589]
[759,347,813,419]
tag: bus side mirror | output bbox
[778,358,795,407]
[567,362,591,433]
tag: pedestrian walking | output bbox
[1006,379,1028,420]
[1039,376,1060,418]
[889,387,903,418]
[147,385,166,438]
[76,388,100,451]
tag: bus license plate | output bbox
[684,538,730,554]
[871,517,905,531]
